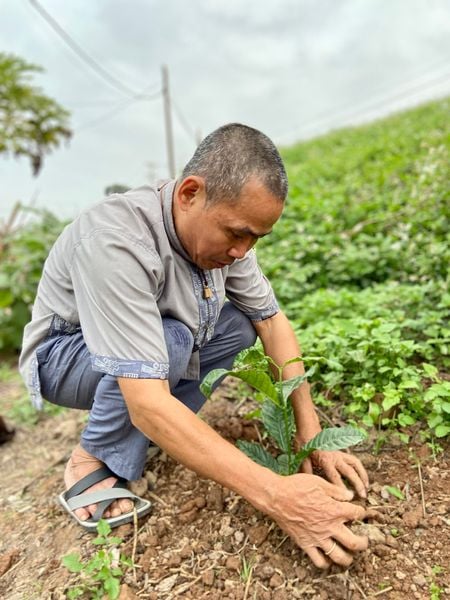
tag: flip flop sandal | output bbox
[59,465,152,531]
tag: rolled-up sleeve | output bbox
[70,229,169,379]
[225,249,279,321]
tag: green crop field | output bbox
[257,98,450,442]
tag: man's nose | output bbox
[227,243,248,259]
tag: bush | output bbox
[0,205,66,351]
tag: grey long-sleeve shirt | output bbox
[19,180,279,408]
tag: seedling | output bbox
[201,349,366,475]
[62,519,132,599]
[384,485,405,501]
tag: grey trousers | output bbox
[36,303,256,480]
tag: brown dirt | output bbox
[0,372,449,600]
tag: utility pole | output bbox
[161,64,176,178]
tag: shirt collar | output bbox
[159,179,193,263]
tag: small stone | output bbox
[259,564,275,580]
[373,544,390,557]
[140,547,157,570]
[354,523,385,544]
[402,507,423,529]
[180,499,197,513]
[234,530,245,544]
[269,573,284,588]
[167,554,182,568]
[412,574,427,587]
[225,556,241,572]
[179,544,193,558]
[156,574,178,593]
[248,524,269,546]
[295,565,307,581]
[202,569,215,586]
[115,523,133,538]
[396,571,406,580]
[194,496,206,509]
[385,535,399,548]
[0,550,19,577]
[118,583,139,600]
[207,486,224,511]
[129,477,148,497]
[145,470,157,486]
[145,534,159,547]
[178,507,198,524]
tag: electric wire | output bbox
[28,0,157,98]
[278,62,450,142]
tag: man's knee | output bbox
[163,318,194,387]
[222,303,257,351]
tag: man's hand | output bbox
[269,473,368,569]
[299,449,369,500]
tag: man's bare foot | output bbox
[64,445,133,521]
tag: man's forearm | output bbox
[118,378,279,511]
[253,311,321,443]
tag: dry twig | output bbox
[417,461,427,518]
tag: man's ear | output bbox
[176,176,206,211]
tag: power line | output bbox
[278,63,450,142]
[28,0,156,98]
[76,87,161,132]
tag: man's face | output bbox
[176,177,284,270]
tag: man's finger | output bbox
[300,457,313,474]
[321,463,348,489]
[346,455,370,489]
[339,501,367,522]
[335,461,367,498]
[303,545,331,570]
[319,478,355,502]
[332,523,369,553]
[319,540,354,568]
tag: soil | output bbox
[0,372,449,600]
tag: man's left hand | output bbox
[299,449,369,499]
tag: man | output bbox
[20,124,369,569]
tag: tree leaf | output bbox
[302,426,366,453]
[261,400,295,453]
[236,440,281,473]
[201,368,278,403]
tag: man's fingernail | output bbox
[361,489,367,498]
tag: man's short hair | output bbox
[181,123,288,205]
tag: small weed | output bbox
[240,555,255,583]
[62,519,132,599]
[384,486,405,500]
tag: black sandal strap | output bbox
[65,465,117,500]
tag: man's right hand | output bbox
[266,472,368,569]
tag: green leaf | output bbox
[201,368,278,403]
[385,485,405,500]
[236,440,281,473]
[421,363,438,379]
[278,367,316,402]
[302,426,366,453]
[96,519,112,537]
[0,289,13,308]
[434,424,450,438]
[104,576,120,599]
[261,400,295,453]
[62,553,84,573]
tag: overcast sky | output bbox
[1,0,449,219]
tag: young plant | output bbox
[201,349,366,475]
[62,519,132,600]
